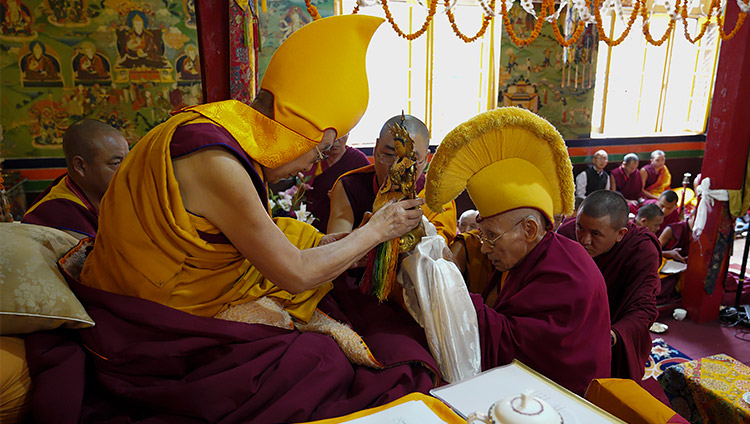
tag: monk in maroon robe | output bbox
[638,190,679,236]
[303,133,370,232]
[558,190,660,384]
[610,153,642,202]
[472,216,612,395]
[21,119,128,238]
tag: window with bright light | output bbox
[339,0,500,147]
[591,8,721,137]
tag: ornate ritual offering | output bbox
[360,113,425,301]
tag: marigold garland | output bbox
[593,0,641,46]
[308,0,748,46]
[501,0,547,46]
[547,0,587,47]
[445,0,495,42]
[380,0,438,40]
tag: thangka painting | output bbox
[0,0,202,158]
[256,0,333,81]
[499,4,599,139]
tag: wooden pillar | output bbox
[682,3,750,323]
[196,0,231,103]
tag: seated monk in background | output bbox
[659,211,695,263]
[327,114,457,244]
[302,132,369,233]
[27,16,445,424]
[633,203,664,234]
[558,190,659,385]
[427,107,612,396]
[637,189,679,236]
[610,153,642,205]
[640,150,671,200]
[22,119,129,238]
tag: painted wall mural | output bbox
[256,0,333,81]
[499,5,598,140]
[0,0,202,158]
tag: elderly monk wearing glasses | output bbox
[426,107,612,396]
[39,16,450,424]
[327,114,457,245]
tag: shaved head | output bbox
[579,190,629,229]
[378,114,430,150]
[63,119,125,164]
[636,203,663,221]
[63,119,129,210]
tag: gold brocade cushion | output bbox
[0,223,94,335]
[0,336,32,423]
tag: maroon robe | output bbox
[25,269,440,424]
[642,163,661,189]
[305,146,370,232]
[611,165,642,201]
[558,219,660,383]
[338,165,425,229]
[664,220,691,256]
[21,174,98,237]
[472,232,612,396]
[640,198,679,236]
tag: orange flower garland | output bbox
[380,0,438,40]
[547,0,588,48]
[640,0,679,46]
[681,0,717,43]
[718,0,748,40]
[501,0,547,46]
[307,0,747,45]
[445,0,495,42]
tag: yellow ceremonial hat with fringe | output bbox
[425,107,574,224]
[260,15,384,144]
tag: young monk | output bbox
[638,189,679,235]
[634,203,664,234]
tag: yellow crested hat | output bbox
[425,107,574,223]
[261,15,384,144]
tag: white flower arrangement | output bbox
[268,173,317,225]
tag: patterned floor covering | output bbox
[643,338,693,381]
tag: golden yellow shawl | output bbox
[81,101,331,321]
[646,165,672,197]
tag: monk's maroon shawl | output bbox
[305,146,370,233]
[642,164,661,189]
[25,273,439,424]
[610,165,642,201]
[559,220,660,383]
[471,232,612,396]
[21,174,98,238]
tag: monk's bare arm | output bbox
[640,168,657,199]
[174,148,422,293]
[658,227,673,247]
[609,174,617,192]
[327,181,356,234]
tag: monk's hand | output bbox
[663,248,686,263]
[320,232,349,246]
[368,198,425,242]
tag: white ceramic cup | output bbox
[673,308,687,321]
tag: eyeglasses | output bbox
[477,217,528,248]
[312,145,329,164]
[375,150,427,167]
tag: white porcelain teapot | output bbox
[467,390,563,424]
